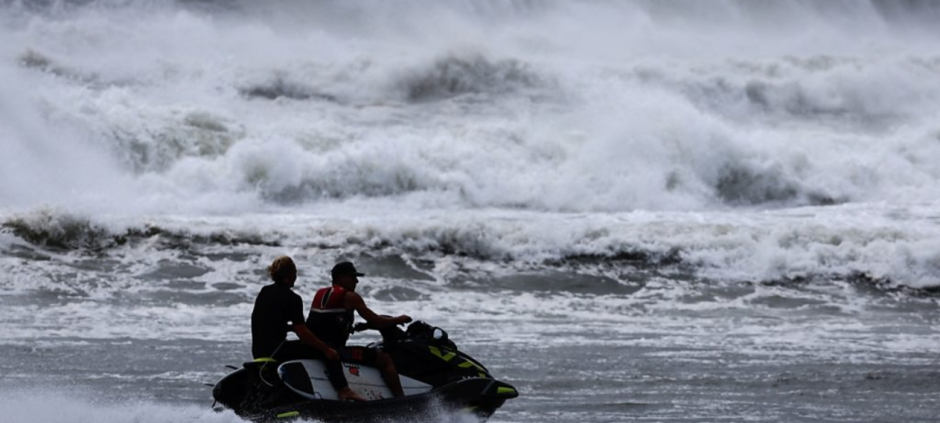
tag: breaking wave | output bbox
[240,75,339,103]
[2,209,114,250]
[399,54,545,102]
[3,208,939,290]
[4,0,940,211]
[2,0,940,291]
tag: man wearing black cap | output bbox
[306,261,412,401]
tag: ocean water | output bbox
[2,1,940,422]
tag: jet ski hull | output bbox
[214,365,516,422]
[211,322,518,422]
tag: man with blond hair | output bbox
[250,256,362,402]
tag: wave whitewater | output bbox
[1,0,939,293]
[2,0,940,212]
[3,208,939,291]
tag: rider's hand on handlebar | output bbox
[397,315,412,325]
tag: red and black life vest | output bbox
[305,285,354,348]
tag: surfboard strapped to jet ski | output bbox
[211,321,518,422]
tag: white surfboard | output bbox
[279,359,432,401]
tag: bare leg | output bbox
[377,352,405,397]
[324,359,366,402]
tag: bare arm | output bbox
[345,292,411,329]
[293,323,339,360]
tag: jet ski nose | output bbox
[490,380,520,399]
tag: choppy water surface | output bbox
[2,1,940,422]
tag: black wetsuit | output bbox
[251,283,313,361]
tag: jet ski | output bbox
[212,321,519,422]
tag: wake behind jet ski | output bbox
[212,321,519,422]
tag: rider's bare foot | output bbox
[337,387,366,402]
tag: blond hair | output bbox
[267,256,296,284]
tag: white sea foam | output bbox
[2,202,939,290]
[0,388,245,423]
[2,252,938,361]
[2,2,940,350]
[3,0,940,213]
[0,380,479,423]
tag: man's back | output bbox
[251,283,304,358]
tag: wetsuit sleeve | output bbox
[289,292,305,326]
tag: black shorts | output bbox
[337,346,379,365]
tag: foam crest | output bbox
[399,54,544,102]
[1,208,117,250]
[2,205,938,289]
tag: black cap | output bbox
[331,261,364,278]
